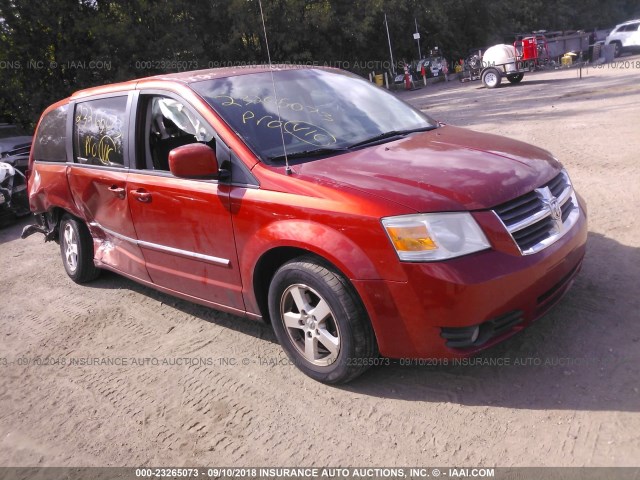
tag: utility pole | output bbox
[385,13,395,75]
[414,18,421,59]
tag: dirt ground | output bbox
[1,57,639,468]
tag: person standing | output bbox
[403,60,411,90]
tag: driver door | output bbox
[127,93,244,311]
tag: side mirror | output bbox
[168,143,219,179]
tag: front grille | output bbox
[493,170,580,255]
[494,191,542,226]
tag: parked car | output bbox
[0,144,30,225]
[0,125,32,225]
[605,19,640,57]
[417,57,445,77]
[0,124,32,156]
[23,66,587,383]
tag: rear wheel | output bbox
[268,256,377,384]
[482,67,501,88]
[507,73,524,84]
[59,215,100,283]
[613,42,622,58]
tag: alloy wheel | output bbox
[63,223,79,273]
[280,283,341,366]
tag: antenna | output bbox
[258,0,292,175]
[384,13,396,76]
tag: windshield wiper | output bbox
[347,126,437,149]
[267,147,348,162]
[266,126,437,162]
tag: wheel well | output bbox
[252,247,380,362]
[253,247,356,323]
[44,207,68,241]
[253,247,312,323]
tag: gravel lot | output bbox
[1,57,639,467]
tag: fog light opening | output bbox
[470,325,480,343]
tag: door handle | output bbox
[130,189,152,203]
[108,185,126,199]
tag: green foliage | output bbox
[0,0,638,128]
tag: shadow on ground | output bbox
[344,232,639,413]
[9,212,637,412]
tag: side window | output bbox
[32,105,68,162]
[73,96,128,167]
[139,95,215,171]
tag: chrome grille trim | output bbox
[493,170,580,255]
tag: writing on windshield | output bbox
[212,94,337,148]
[192,69,436,162]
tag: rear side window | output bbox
[73,96,128,167]
[32,105,68,162]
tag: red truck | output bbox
[23,66,587,383]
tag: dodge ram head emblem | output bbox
[538,186,563,230]
[548,196,561,221]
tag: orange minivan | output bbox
[23,67,587,383]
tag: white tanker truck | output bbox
[480,44,533,88]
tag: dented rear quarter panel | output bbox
[28,163,77,216]
[27,98,76,217]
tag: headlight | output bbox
[381,213,490,261]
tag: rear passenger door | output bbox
[67,93,150,281]
[126,92,244,311]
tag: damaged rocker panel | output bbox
[89,221,231,267]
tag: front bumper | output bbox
[353,199,588,359]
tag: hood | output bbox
[0,136,32,155]
[295,125,561,212]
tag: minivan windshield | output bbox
[192,68,437,163]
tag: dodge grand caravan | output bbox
[23,67,587,383]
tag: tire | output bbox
[59,214,100,283]
[481,67,501,88]
[613,42,622,58]
[268,256,377,384]
[507,73,524,84]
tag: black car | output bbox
[0,124,32,155]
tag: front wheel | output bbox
[507,73,524,84]
[59,215,100,283]
[481,67,501,88]
[268,257,377,384]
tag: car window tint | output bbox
[73,96,127,167]
[32,105,68,162]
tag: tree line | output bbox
[1,0,638,129]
